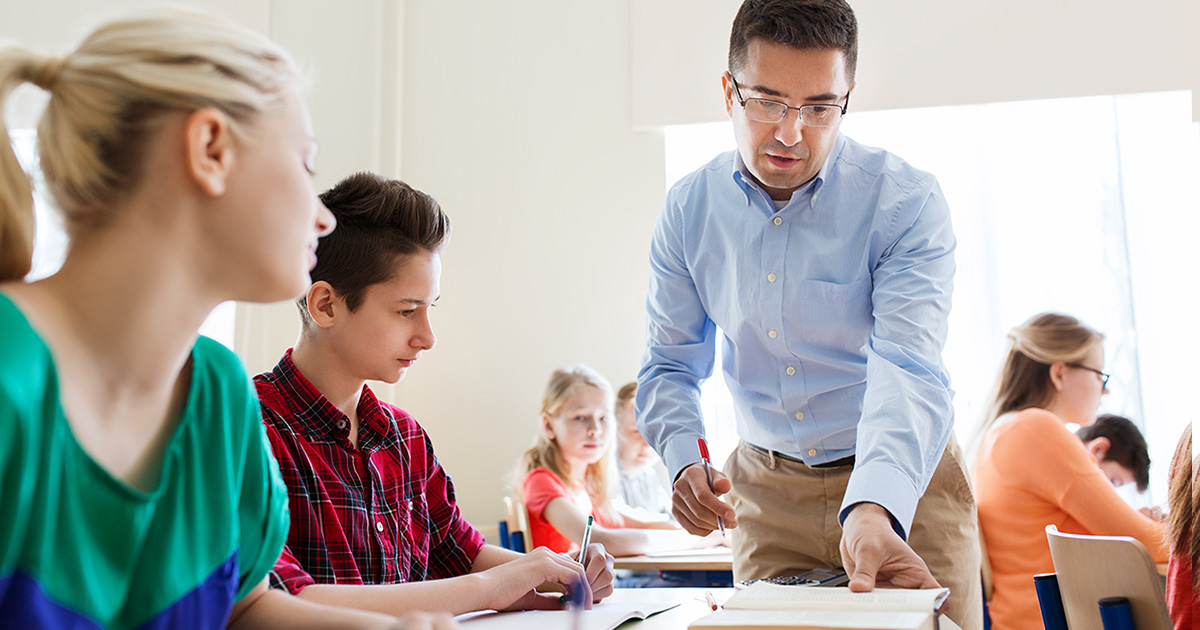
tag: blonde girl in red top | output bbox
[969,313,1166,630]
[517,365,716,556]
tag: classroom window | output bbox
[663,91,1198,506]
[10,129,237,349]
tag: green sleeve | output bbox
[233,378,290,601]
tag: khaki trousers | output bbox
[725,439,982,630]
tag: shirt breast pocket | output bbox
[401,490,432,581]
[789,276,873,355]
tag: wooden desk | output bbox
[605,588,964,630]
[613,548,734,572]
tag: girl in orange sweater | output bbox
[969,313,1166,630]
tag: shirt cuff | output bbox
[839,460,920,540]
[268,553,315,595]
[662,433,705,483]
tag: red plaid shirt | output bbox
[256,350,485,594]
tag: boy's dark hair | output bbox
[298,172,449,324]
[1076,414,1151,492]
[728,0,858,82]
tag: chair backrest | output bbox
[515,497,533,552]
[1044,524,1171,630]
[501,496,534,552]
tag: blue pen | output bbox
[569,573,587,630]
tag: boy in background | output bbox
[1075,413,1151,491]
[613,382,673,521]
[256,172,613,618]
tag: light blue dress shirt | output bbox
[636,134,955,537]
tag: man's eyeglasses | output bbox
[1067,363,1111,390]
[729,75,849,128]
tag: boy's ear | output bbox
[1085,436,1111,461]
[306,281,339,328]
[184,107,235,197]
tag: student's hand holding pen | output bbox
[569,542,616,602]
[672,462,737,536]
[476,547,594,612]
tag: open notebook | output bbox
[457,600,678,630]
[690,584,950,630]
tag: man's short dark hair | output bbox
[1076,414,1151,492]
[728,0,858,82]
[299,172,450,323]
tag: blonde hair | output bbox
[614,381,637,426]
[516,365,616,510]
[967,312,1104,460]
[1165,424,1198,591]
[0,7,300,281]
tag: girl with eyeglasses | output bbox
[968,312,1166,630]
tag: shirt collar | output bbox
[270,349,391,449]
[730,133,845,205]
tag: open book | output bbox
[689,584,950,630]
[457,600,678,630]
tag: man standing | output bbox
[636,1,981,627]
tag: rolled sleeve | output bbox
[268,545,315,594]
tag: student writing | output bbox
[255,172,614,619]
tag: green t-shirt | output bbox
[0,292,289,628]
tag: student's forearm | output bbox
[295,574,489,618]
[228,584,401,630]
[469,544,523,573]
[590,527,653,557]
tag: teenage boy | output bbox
[256,172,614,618]
[1075,414,1152,491]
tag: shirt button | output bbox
[795,412,804,420]
[375,521,385,533]
[336,420,347,429]
[773,216,782,226]
[786,366,795,376]
[767,273,777,283]
[808,448,817,458]
[768,329,778,339]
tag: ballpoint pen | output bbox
[698,437,726,536]
[561,515,595,604]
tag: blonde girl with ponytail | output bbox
[971,313,1166,630]
[0,8,451,630]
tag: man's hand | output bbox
[840,503,939,591]
[477,547,593,611]
[570,543,616,602]
[672,462,737,536]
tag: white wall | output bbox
[393,1,665,533]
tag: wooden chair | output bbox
[1044,524,1170,630]
[502,496,533,552]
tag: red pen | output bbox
[697,438,726,536]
